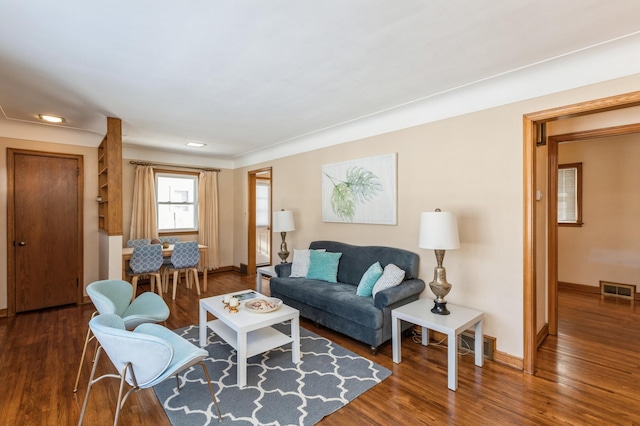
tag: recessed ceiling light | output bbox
[38,114,65,123]
[186,142,206,147]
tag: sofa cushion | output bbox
[372,263,405,297]
[270,278,384,329]
[306,250,342,283]
[356,262,383,297]
[309,241,420,285]
[290,248,325,277]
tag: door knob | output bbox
[17,241,26,246]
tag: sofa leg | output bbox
[370,346,377,356]
[314,321,321,329]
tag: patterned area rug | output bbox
[153,323,391,425]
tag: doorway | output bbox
[247,168,272,274]
[523,90,640,373]
[546,123,640,335]
[7,149,84,315]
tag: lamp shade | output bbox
[272,210,295,233]
[419,211,460,250]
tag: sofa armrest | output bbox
[374,278,425,309]
[274,263,292,277]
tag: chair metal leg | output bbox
[114,362,139,426]
[78,347,109,425]
[199,361,223,421]
[74,311,98,393]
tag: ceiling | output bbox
[2,1,640,167]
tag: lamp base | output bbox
[431,300,450,315]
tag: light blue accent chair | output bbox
[166,241,201,300]
[126,239,151,247]
[127,244,164,299]
[78,314,222,425]
[73,280,170,393]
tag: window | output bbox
[558,163,582,226]
[256,181,270,227]
[156,172,198,231]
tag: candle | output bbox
[229,297,239,307]
[223,294,231,303]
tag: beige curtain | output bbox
[198,170,220,271]
[129,165,158,240]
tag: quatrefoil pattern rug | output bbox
[153,323,391,425]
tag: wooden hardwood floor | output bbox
[1,271,639,425]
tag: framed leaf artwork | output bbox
[321,153,397,225]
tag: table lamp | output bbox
[273,209,295,263]
[419,209,460,315]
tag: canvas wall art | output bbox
[322,153,397,225]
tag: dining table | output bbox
[122,244,209,292]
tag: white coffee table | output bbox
[199,290,301,388]
[392,299,484,391]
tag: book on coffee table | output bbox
[232,291,260,301]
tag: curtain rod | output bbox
[129,161,220,173]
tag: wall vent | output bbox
[600,280,636,300]
[458,331,495,361]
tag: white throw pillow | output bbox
[372,263,405,297]
[290,249,325,277]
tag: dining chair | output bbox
[159,236,180,244]
[159,237,180,291]
[78,313,222,425]
[126,238,151,247]
[126,244,164,299]
[165,241,201,300]
[73,280,170,393]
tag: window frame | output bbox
[557,162,583,227]
[155,170,199,233]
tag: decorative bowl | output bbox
[244,297,283,313]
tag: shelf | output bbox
[97,117,123,234]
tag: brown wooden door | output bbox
[12,152,81,312]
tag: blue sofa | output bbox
[270,240,425,354]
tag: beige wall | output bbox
[0,137,99,308]
[232,73,640,358]
[558,134,640,289]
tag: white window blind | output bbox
[558,166,578,223]
[256,182,270,227]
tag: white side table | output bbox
[256,265,277,292]
[392,299,484,391]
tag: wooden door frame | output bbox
[247,167,272,274]
[523,90,640,373]
[7,148,84,316]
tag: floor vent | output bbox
[600,281,636,300]
[239,263,248,275]
[458,331,495,361]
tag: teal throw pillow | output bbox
[356,262,383,297]
[306,250,342,283]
